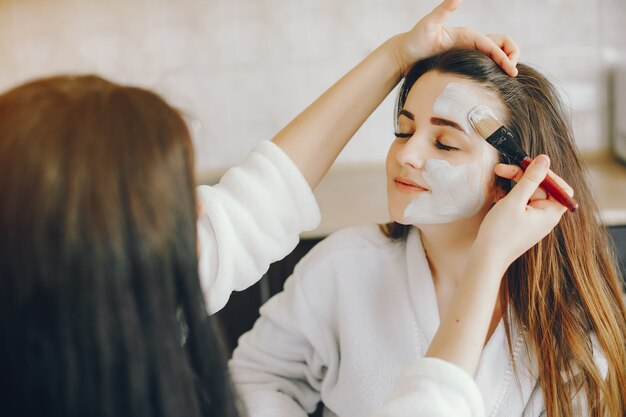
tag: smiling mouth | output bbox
[394,178,429,192]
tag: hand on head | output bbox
[393,0,519,77]
[474,155,574,267]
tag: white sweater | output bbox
[228,224,607,417]
[196,140,493,417]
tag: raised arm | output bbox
[198,0,520,314]
[272,0,519,188]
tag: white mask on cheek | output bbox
[399,80,498,225]
[401,158,486,224]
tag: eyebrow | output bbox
[399,110,468,136]
[398,109,414,120]
[430,117,467,135]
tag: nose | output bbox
[394,133,430,170]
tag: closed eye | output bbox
[435,140,459,151]
[394,132,413,139]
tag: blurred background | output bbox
[0,0,625,172]
[1,0,625,357]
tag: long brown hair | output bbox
[382,50,626,416]
[0,76,240,417]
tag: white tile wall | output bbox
[0,0,624,173]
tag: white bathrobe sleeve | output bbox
[196,140,320,314]
[372,357,486,417]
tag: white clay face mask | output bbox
[401,82,495,224]
[433,82,479,132]
[402,158,486,224]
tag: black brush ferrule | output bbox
[485,126,528,165]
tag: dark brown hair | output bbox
[0,75,240,417]
[382,49,626,417]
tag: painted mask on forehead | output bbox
[401,82,497,225]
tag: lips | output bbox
[394,177,429,192]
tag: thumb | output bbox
[425,0,462,25]
[507,155,550,206]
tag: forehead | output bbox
[403,71,507,124]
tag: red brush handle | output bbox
[519,157,578,212]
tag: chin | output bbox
[387,205,405,224]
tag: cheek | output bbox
[477,147,500,203]
[385,150,392,176]
[482,172,501,205]
[399,160,482,225]
[385,142,398,172]
[465,164,486,192]
[386,181,403,219]
[385,146,410,222]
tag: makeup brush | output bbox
[468,105,578,212]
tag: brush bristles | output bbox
[468,105,502,139]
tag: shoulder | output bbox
[290,224,406,291]
[279,225,406,320]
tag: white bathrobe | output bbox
[228,224,607,417]
[196,140,320,314]
[197,140,503,417]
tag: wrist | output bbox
[467,244,510,283]
[382,34,410,78]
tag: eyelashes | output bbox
[434,140,459,152]
[393,131,460,152]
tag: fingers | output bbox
[404,1,519,79]
[425,0,462,25]
[486,34,520,70]
[471,33,518,77]
[449,28,518,77]
[505,155,550,207]
[494,163,522,181]
[405,0,519,79]
[545,171,574,198]
[495,161,575,201]
[528,197,565,213]
[494,163,546,202]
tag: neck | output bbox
[417,213,485,286]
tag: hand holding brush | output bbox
[468,105,579,212]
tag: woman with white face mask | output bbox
[228,29,626,417]
[0,1,525,417]
[196,0,519,316]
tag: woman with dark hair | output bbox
[0,1,521,416]
[0,75,242,417]
[229,51,626,417]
